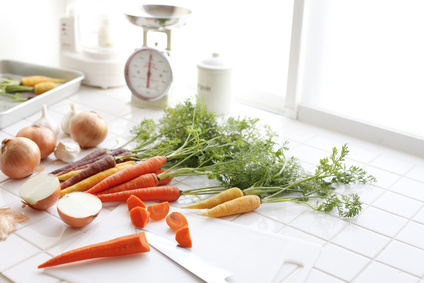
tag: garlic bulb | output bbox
[61,102,77,135]
[33,104,60,136]
[54,139,80,163]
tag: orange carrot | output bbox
[37,232,150,269]
[147,202,170,221]
[197,195,261,218]
[127,195,147,211]
[175,226,192,248]
[21,75,66,87]
[97,173,159,195]
[86,156,167,195]
[98,186,180,203]
[60,155,116,190]
[166,212,188,231]
[155,169,173,185]
[129,207,150,229]
[181,187,244,209]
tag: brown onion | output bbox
[69,111,108,148]
[0,137,41,179]
[57,192,102,228]
[19,174,61,210]
[16,125,57,159]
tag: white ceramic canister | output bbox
[197,53,233,115]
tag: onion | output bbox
[69,111,108,149]
[0,137,41,179]
[19,174,60,210]
[57,192,102,228]
[16,125,57,159]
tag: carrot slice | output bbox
[127,195,147,212]
[166,212,188,231]
[129,207,150,229]
[147,201,170,221]
[175,225,192,248]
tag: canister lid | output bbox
[197,53,232,71]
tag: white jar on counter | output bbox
[197,53,233,115]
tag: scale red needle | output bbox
[146,53,152,88]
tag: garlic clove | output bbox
[61,102,77,136]
[33,104,60,136]
[54,139,81,163]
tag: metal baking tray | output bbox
[0,60,84,129]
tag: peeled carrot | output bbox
[61,155,116,190]
[155,169,173,185]
[98,186,180,202]
[147,202,170,221]
[175,226,192,248]
[33,81,58,95]
[129,207,150,229]
[197,195,261,218]
[60,161,135,196]
[37,232,150,269]
[127,195,147,211]
[21,75,66,87]
[181,187,244,209]
[97,173,159,195]
[166,212,188,231]
[86,156,167,195]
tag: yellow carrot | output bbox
[34,81,58,95]
[21,75,66,87]
[60,161,135,196]
[197,195,261,218]
[57,169,82,181]
[181,187,244,209]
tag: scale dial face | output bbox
[125,47,173,101]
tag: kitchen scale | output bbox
[123,4,191,108]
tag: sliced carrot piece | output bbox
[166,212,188,231]
[147,201,170,221]
[129,207,150,228]
[127,194,147,212]
[175,225,192,248]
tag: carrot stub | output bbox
[147,201,170,221]
[127,194,147,211]
[97,186,180,203]
[175,226,192,248]
[129,207,150,229]
[166,212,188,231]
[37,232,150,269]
[197,195,261,218]
[181,187,244,209]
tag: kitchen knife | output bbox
[140,230,232,283]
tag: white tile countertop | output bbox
[1,85,424,283]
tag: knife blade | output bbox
[139,229,232,283]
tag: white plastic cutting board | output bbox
[44,203,321,283]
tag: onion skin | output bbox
[16,125,57,159]
[69,111,108,149]
[57,209,99,228]
[0,137,41,179]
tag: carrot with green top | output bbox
[86,156,167,195]
[97,173,159,195]
[166,212,188,231]
[147,202,170,221]
[50,148,107,175]
[37,232,150,269]
[60,161,135,196]
[175,226,192,248]
[155,169,173,185]
[127,194,147,211]
[60,155,116,190]
[181,187,244,209]
[129,207,150,229]
[98,186,180,202]
[197,195,261,218]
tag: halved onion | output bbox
[57,192,102,228]
[19,174,61,210]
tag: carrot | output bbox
[50,148,107,175]
[175,226,192,248]
[129,207,150,229]
[33,81,58,95]
[127,195,147,211]
[147,202,170,221]
[166,212,188,231]
[57,169,82,181]
[21,75,66,87]
[37,232,150,269]
[60,161,135,196]
[86,156,167,195]
[197,195,261,218]
[60,155,116,190]
[156,169,173,185]
[98,186,180,202]
[97,173,158,195]
[181,187,244,209]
